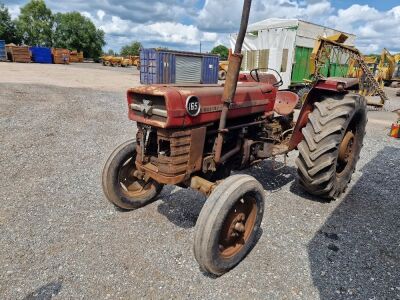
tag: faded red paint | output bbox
[127,82,277,128]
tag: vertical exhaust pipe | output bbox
[214,0,252,163]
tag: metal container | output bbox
[140,49,219,84]
[30,47,52,64]
[201,56,219,84]
[0,40,6,61]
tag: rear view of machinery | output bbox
[101,0,368,275]
[376,48,400,88]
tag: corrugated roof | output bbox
[247,18,355,37]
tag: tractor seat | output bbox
[274,91,299,115]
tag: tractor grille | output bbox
[136,127,191,176]
[130,93,167,122]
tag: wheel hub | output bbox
[219,197,257,259]
[227,213,246,238]
[339,131,355,163]
[337,130,355,175]
[118,157,153,197]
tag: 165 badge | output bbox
[186,96,201,117]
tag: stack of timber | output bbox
[6,45,31,63]
[70,50,84,63]
[52,48,70,64]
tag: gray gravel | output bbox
[0,82,399,299]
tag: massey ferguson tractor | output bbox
[102,0,367,275]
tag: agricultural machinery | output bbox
[102,0,367,275]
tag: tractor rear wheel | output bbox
[102,140,163,210]
[296,93,367,199]
[295,86,311,109]
[193,175,265,275]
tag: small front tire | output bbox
[102,140,163,210]
[193,175,265,275]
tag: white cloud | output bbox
[97,10,105,21]
[197,0,333,32]
[7,4,21,19]
[326,4,400,53]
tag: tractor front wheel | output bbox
[193,175,265,275]
[102,140,163,210]
[296,93,367,199]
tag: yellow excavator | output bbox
[376,49,400,87]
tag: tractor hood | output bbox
[127,82,277,128]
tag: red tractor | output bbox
[102,1,367,275]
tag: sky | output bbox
[2,0,400,54]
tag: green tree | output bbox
[106,49,116,56]
[16,0,53,46]
[120,41,142,56]
[0,4,21,43]
[211,45,229,60]
[53,12,105,59]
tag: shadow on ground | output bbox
[308,146,400,299]
[23,281,62,300]
[157,186,206,228]
[157,160,297,229]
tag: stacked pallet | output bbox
[52,48,70,64]
[6,45,31,63]
[69,51,84,63]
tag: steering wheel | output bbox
[250,68,284,87]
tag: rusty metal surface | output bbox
[338,131,355,167]
[135,126,207,185]
[190,176,216,196]
[288,89,320,150]
[127,82,276,129]
[274,91,299,115]
[215,53,243,163]
[219,194,257,258]
[187,127,207,173]
[314,77,358,92]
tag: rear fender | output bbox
[288,87,347,150]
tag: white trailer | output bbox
[229,18,356,90]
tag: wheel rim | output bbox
[219,195,258,259]
[117,156,154,198]
[337,131,355,175]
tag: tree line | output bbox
[0,0,105,59]
[1,0,230,60]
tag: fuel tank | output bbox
[127,81,277,128]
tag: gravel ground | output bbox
[0,64,399,299]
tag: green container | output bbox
[291,46,313,84]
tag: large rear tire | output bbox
[102,140,163,210]
[193,175,265,275]
[295,86,311,109]
[296,93,367,199]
